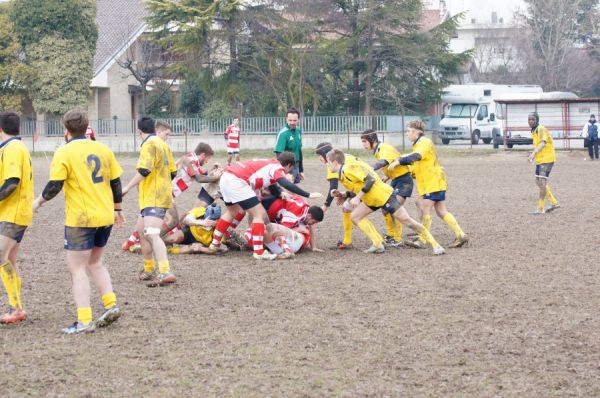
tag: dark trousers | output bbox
[588,139,599,159]
[291,162,302,183]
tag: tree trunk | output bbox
[140,83,147,116]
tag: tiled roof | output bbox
[94,0,148,75]
[420,9,443,32]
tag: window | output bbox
[448,104,478,118]
[477,105,488,120]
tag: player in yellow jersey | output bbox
[527,112,560,214]
[123,117,177,286]
[388,120,468,249]
[0,112,33,324]
[315,142,383,250]
[326,148,445,255]
[33,109,124,334]
[162,204,221,254]
[360,129,421,248]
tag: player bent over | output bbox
[527,112,560,214]
[162,204,225,254]
[326,149,445,255]
[208,152,321,260]
[33,108,124,334]
[0,112,34,324]
[388,120,468,249]
[315,142,383,250]
[122,117,177,285]
[360,130,414,247]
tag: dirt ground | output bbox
[2,149,600,397]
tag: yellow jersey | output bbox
[187,207,214,246]
[0,138,33,226]
[532,125,556,164]
[326,153,371,180]
[374,143,410,180]
[409,136,447,196]
[136,135,176,209]
[339,163,392,208]
[49,137,123,227]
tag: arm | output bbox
[349,174,375,206]
[182,213,217,227]
[33,180,64,211]
[529,140,546,162]
[276,177,321,199]
[122,170,147,196]
[323,178,338,209]
[388,153,422,170]
[373,159,389,171]
[110,177,125,227]
[0,178,20,201]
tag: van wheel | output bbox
[507,143,514,149]
[471,131,480,145]
[441,138,450,145]
[482,138,492,144]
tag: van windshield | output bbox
[448,104,478,118]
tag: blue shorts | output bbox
[367,194,402,214]
[535,163,554,178]
[390,173,414,198]
[0,222,27,243]
[64,226,113,251]
[423,191,446,202]
[141,207,168,219]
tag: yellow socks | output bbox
[144,259,156,273]
[101,292,117,309]
[0,262,20,309]
[392,219,403,241]
[356,218,384,247]
[545,186,558,205]
[167,246,181,254]
[442,213,465,238]
[417,226,440,248]
[419,214,432,243]
[77,307,93,325]
[537,198,545,211]
[342,211,353,245]
[158,259,171,274]
[384,213,395,237]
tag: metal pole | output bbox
[346,107,350,151]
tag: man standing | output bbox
[528,112,560,214]
[224,116,241,166]
[582,114,598,160]
[274,108,303,183]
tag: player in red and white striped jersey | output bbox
[224,117,241,165]
[208,152,321,260]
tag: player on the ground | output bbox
[237,221,319,259]
[0,112,34,324]
[33,108,124,334]
[327,148,445,255]
[388,120,468,248]
[122,116,177,285]
[526,112,560,214]
[224,116,241,166]
[208,152,321,260]
[315,142,384,250]
[360,129,414,247]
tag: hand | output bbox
[203,219,217,227]
[388,160,399,171]
[32,197,43,212]
[330,189,343,198]
[280,191,291,201]
[349,196,360,207]
[335,196,345,206]
[309,192,322,199]
[122,188,129,197]
[300,172,305,180]
[528,153,534,163]
[114,211,125,228]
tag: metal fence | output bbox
[19,114,440,137]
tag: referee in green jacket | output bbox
[274,107,303,183]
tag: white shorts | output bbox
[265,229,305,254]
[227,149,240,155]
[219,172,256,204]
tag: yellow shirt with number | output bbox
[136,135,176,209]
[409,136,447,196]
[532,125,556,164]
[339,163,392,208]
[187,207,214,246]
[50,137,123,227]
[374,143,410,180]
[0,138,33,226]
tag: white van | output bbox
[438,84,543,145]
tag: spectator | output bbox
[274,108,303,183]
[582,114,598,160]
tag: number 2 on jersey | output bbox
[87,154,104,183]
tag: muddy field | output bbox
[2,149,600,397]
